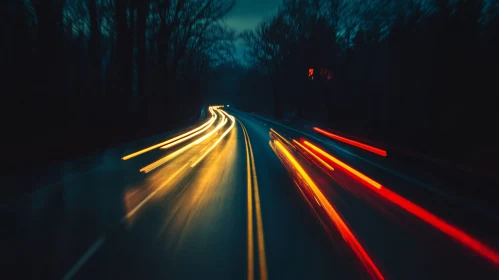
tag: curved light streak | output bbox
[122,107,216,160]
[190,110,235,167]
[304,141,382,189]
[140,110,228,173]
[293,139,334,171]
[160,112,217,149]
[274,140,384,280]
[303,140,499,267]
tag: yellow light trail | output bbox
[304,141,382,189]
[304,140,499,267]
[159,112,217,149]
[139,109,228,173]
[293,139,334,171]
[190,111,235,167]
[124,163,189,219]
[191,111,228,145]
[122,107,216,160]
[274,140,384,280]
[269,128,292,146]
[220,111,226,123]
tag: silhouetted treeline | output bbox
[2,0,235,174]
[241,0,499,175]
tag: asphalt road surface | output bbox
[4,106,499,280]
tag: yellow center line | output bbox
[239,119,254,280]
[238,119,268,280]
[247,129,268,280]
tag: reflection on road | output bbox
[123,106,235,220]
[302,139,499,267]
[270,133,384,280]
[13,106,499,280]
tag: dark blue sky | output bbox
[225,0,282,32]
[225,0,282,63]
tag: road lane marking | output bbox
[238,119,268,280]
[246,127,268,280]
[64,106,230,280]
[62,236,106,280]
[239,119,254,280]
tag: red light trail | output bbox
[274,140,385,279]
[303,140,499,267]
[313,127,387,157]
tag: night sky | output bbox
[225,0,282,32]
[225,0,282,63]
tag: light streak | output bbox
[122,107,216,160]
[160,112,217,149]
[125,163,188,218]
[304,141,382,189]
[313,127,387,157]
[192,113,228,145]
[269,128,292,146]
[380,187,499,266]
[190,111,235,167]
[274,140,384,280]
[304,140,499,267]
[293,139,334,171]
[140,110,227,173]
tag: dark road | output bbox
[4,106,499,280]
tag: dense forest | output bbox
[3,0,499,177]
[235,0,499,176]
[2,0,236,173]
